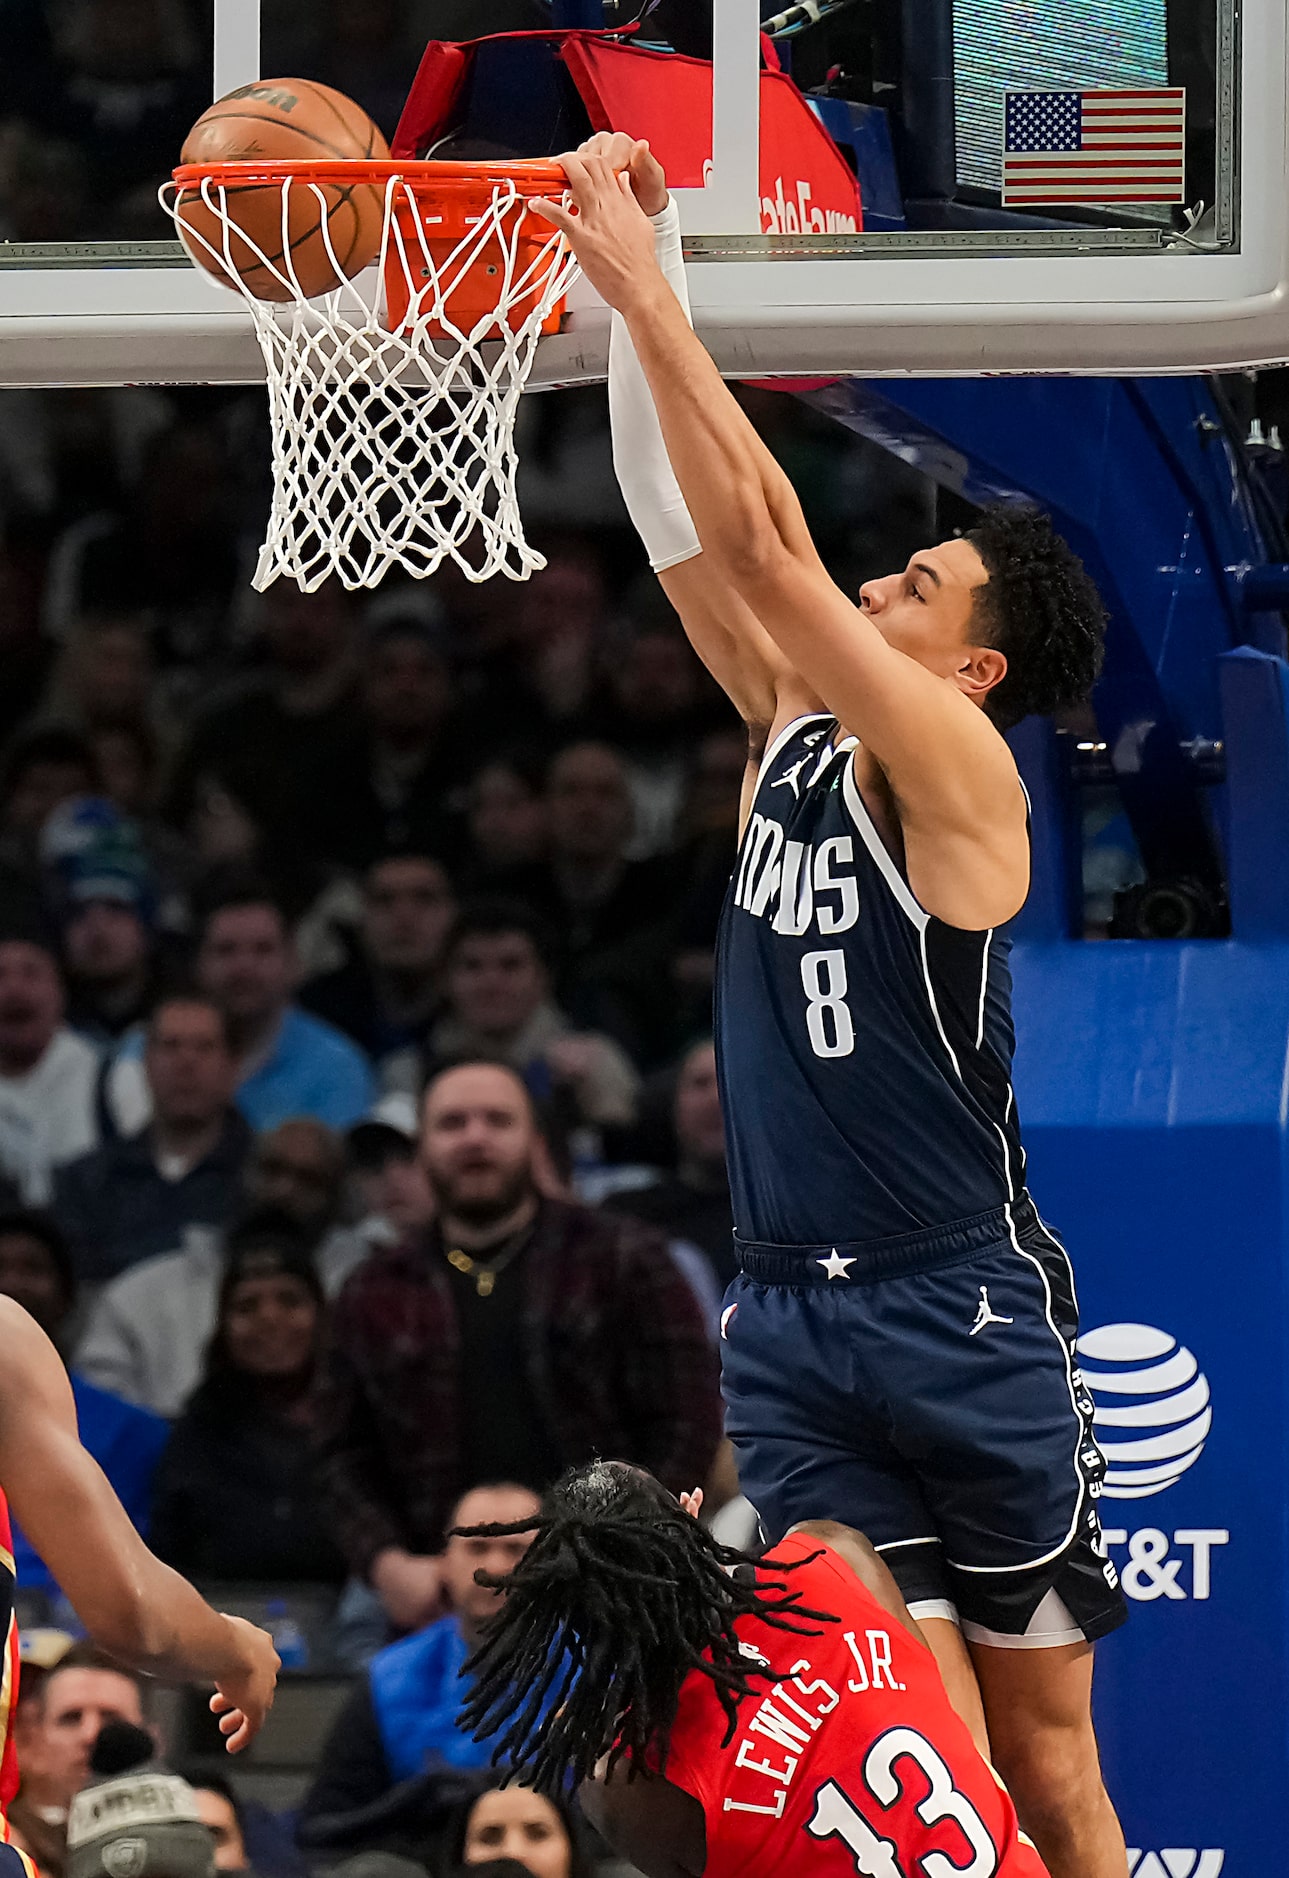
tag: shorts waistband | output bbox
[735,1194,1040,1285]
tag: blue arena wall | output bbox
[807,376,1289,1875]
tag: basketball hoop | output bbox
[159,159,579,591]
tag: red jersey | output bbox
[662,1534,1048,1878]
[0,1490,20,1824]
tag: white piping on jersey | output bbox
[837,744,1083,1575]
[975,932,993,1050]
[841,758,929,929]
[754,712,833,797]
[918,926,962,1081]
[875,1536,939,1552]
[947,1125,1087,1577]
[843,753,998,1105]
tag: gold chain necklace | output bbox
[443,1228,529,1298]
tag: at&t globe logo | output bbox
[1075,1323,1211,1499]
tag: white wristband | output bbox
[609,198,702,573]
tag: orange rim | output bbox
[170,157,568,197]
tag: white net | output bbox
[159,167,580,591]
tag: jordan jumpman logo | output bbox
[969,1286,1014,1336]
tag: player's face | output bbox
[858,538,991,679]
[421,1064,536,1220]
[463,1786,572,1878]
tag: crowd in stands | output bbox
[0,364,936,1870]
[0,7,941,1860]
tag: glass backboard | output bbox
[0,0,1281,385]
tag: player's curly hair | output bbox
[966,504,1106,728]
[455,1460,838,1797]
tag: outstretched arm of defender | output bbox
[538,154,1023,886]
[0,1296,278,1748]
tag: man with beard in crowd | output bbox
[314,1059,721,1641]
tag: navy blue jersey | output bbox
[714,713,1027,1248]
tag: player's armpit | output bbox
[727,550,1030,923]
[787,1520,930,1650]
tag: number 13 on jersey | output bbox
[807,1727,1001,1878]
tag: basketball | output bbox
[174,79,391,301]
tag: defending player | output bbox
[0,1295,279,1866]
[458,1460,1048,1878]
[534,141,1126,1878]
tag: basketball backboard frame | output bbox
[2,0,1288,385]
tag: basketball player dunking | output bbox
[535,140,1127,1878]
[0,1296,279,1871]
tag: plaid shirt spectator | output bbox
[314,1195,721,1577]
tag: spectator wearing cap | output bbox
[297,1483,543,1858]
[0,1209,167,1600]
[149,1220,346,1586]
[75,1120,363,1417]
[301,855,457,1077]
[9,1646,152,1878]
[420,902,639,1142]
[603,1039,736,1289]
[65,1721,214,1878]
[108,883,376,1137]
[313,619,468,872]
[347,1103,434,1257]
[40,797,174,1047]
[51,996,251,1284]
[0,929,100,1203]
[314,1061,720,1638]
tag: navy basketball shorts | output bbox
[720,1194,1128,1646]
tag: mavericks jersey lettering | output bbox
[661,1535,1046,1878]
[715,715,1027,1247]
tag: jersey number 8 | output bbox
[806,1725,999,1878]
[801,949,856,1059]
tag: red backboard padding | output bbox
[393,32,861,236]
[560,39,862,235]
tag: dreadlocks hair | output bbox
[965,504,1107,730]
[455,1460,839,1798]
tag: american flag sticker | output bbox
[1002,89,1186,206]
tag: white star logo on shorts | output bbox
[817,1249,856,1281]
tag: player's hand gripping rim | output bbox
[531,143,667,317]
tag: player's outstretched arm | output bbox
[0,1296,278,1748]
[592,133,802,740]
[538,151,1027,926]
